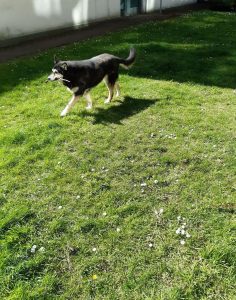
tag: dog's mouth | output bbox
[46,74,71,84]
[47,74,61,81]
[47,68,64,82]
[46,67,72,84]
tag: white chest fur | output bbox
[67,87,79,94]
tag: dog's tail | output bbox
[119,48,136,69]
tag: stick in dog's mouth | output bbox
[59,78,71,83]
[45,78,71,83]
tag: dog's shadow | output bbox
[79,96,157,124]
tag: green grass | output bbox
[0,10,236,300]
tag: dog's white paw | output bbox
[86,105,92,110]
[104,99,111,104]
[60,110,67,117]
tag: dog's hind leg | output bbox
[104,73,118,104]
[104,76,114,104]
[115,82,121,97]
[84,91,93,110]
[60,94,80,117]
[104,85,114,104]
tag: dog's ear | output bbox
[54,54,59,64]
[61,62,68,70]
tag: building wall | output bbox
[0,0,196,41]
[0,0,120,40]
[144,0,196,12]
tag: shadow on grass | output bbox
[131,42,236,88]
[79,96,157,124]
[116,11,236,89]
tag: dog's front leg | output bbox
[60,94,80,117]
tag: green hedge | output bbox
[209,0,236,10]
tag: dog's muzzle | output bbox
[47,74,57,81]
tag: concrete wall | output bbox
[0,0,197,41]
[144,0,196,12]
[0,0,120,40]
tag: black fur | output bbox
[55,48,135,93]
[47,48,136,116]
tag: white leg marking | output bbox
[115,82,121,97]
[104,76,114,104]
[84,92,93,110]
[60,95,80,117]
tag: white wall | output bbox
[145,0,196,12]
[0,0,120,40]
[0,0,197,41]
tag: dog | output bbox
[46,48,136,117]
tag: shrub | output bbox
[209,0,236,10]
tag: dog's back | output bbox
[65,48,136,90]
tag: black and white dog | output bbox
[47,48,136,116]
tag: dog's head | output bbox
[47,56,68,81]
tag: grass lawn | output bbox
[0,10,236,300]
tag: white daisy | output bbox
[176,228,181,234]
[30,245,37,253]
